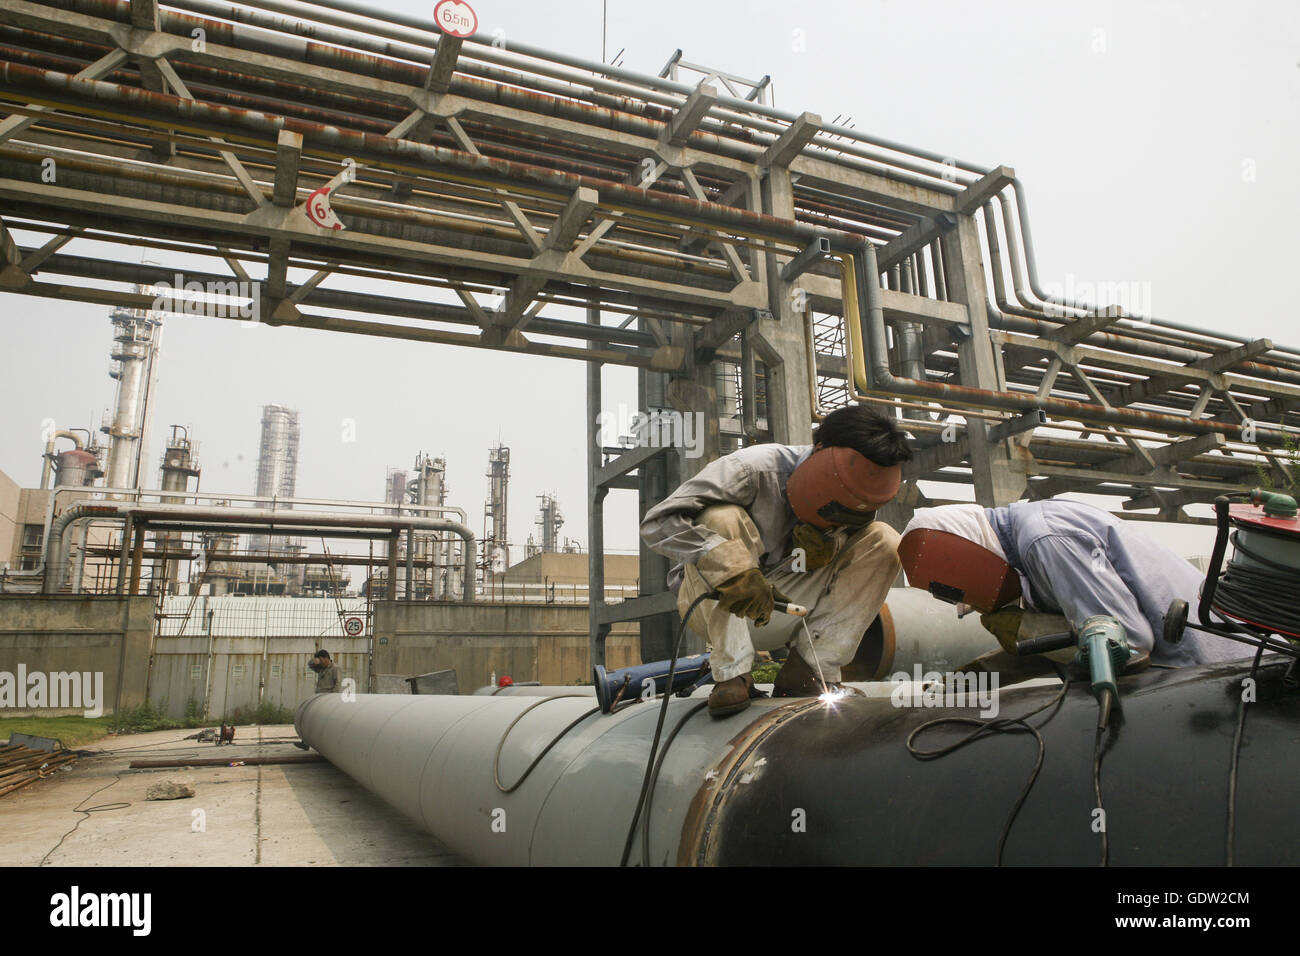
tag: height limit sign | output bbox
[434,0,478,38]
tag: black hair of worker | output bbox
[811,405,912,466]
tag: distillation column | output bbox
[413,453,454,599]
[250,404,301,593]
[483,444,510,587]
[102,298,163,493]
[151,425,200,593]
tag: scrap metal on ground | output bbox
[0,742,79,798]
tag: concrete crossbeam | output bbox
[762,112,822,168]
[877,166,1015,272]
[502,186,599,328]
[662,83,718,147]
[1048,306,1125,345]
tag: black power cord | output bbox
[484,593,711,864]
[1198,493,1300,657]
[492,695,602,793]
[1226,642,1266,866]
[40,775,130,866]
[640,700,709,865]
[1213,532,1300,638]
[619,591,714,867]
[1092,724,1108,867]
[906,674,1071,866]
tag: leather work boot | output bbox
[772,647,863,699]
[708,672,760,718]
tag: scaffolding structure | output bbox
[381,466,407,564]
[254,405,300,504]
[812,312,850,412]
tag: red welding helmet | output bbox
[786,446,902,530]
[897,528,1022,614]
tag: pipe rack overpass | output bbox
[2,0,1297,662]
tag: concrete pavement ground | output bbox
[0,724,466,866]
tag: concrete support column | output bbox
[636,327,716,660]
[876,480,926,535]
[666,324,723,480]
[129,524,145,595]
[637,362,677,661]
[940,214,1027,506]
[405,527,415,599]
[386,533,398,600]
[753,165,814,445]
[115,515,133,595]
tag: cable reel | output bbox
[1197,489,1300,657]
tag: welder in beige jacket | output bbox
[639,406,911,717]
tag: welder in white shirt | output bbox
[898,501,1243,666]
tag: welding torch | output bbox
[704,590,809,618]
[773,600,809,617]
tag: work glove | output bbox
[979,607,1025,655]
[715,569,791,627]
[791,522,835,572]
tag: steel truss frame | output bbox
[2,0,1297,663]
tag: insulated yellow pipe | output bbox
[837,251,1027,418]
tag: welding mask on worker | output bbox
[786,445,902,530]
[897,528,1022,614]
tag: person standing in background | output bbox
[309,649,340,693]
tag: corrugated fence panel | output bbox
[150,598,373,719]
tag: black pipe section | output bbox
[690,658,1300,865]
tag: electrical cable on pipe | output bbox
[1222,642,1263,868]
[1092,724,1108,867]
[492,695,601,793]
[619,590,714,867]
[640,700,710,866]
[906,675,1070,866]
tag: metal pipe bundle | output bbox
[44,502,476,597]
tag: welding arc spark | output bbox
[798,618,835,701]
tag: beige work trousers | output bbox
[677,504,901,682]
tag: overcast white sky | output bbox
[1,0,1296,559]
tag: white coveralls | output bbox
[639,444,901,682]
[905,501,1245,666]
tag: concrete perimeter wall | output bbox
[373,602,640,689]
[1,597,642,722]
[0,596,152,716]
